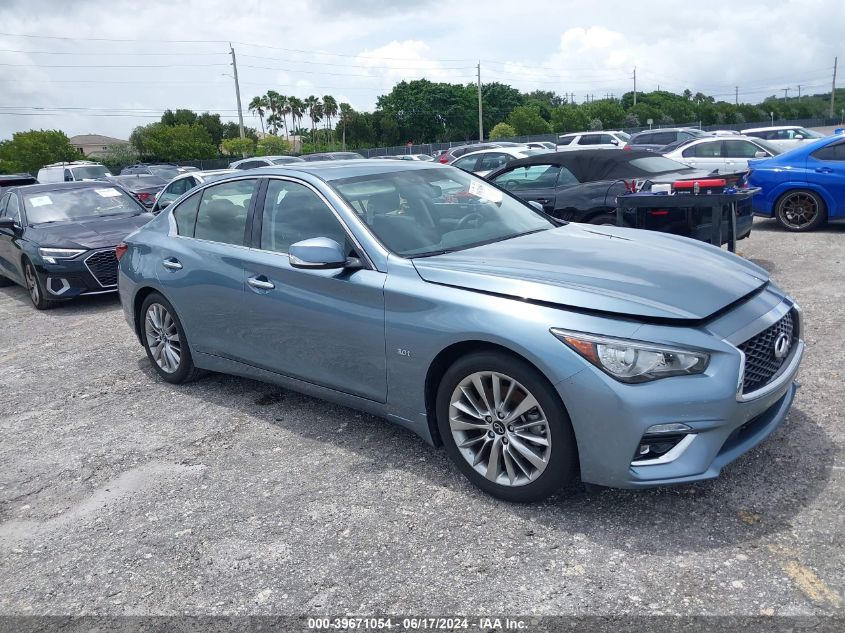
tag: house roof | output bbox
[69,134,129,146]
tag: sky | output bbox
[0,0,841,140]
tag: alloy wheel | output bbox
[448,371,552,487]
[779,192,818,229]
[144,303,181,373]
[24,263,39,305]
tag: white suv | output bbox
[740,126,825,151]
[556,131,630,151]
[37,161,111,183]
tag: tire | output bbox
[23,259,57,310]
[587,212,627,227]
[140,292,201,384]
[775,190,827,232]
[436,351,578,502]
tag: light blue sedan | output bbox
[116,161,804,501]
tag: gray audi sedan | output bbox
[117,161,803,502]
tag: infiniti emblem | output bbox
[491,421,506,435]
[773,332,791,360]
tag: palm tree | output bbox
[248,96,268,135]
[339,102,353,150]
[322,95,338,147]
[280,97,291,140]
[313,102,324,145]
[303,95,319,142]
[266,90,282,135]
[288,97,305,140]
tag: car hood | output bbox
[412,224,769,321]
[27,213,155,250]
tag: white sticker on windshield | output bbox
[95,188,122,198]
[29,195,52,207]
[468,179,503,204]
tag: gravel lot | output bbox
[0,218,843,618]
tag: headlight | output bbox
[39,248,86,264]
[551,329,709,383]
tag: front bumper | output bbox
[36,248,119,300]
[556,321,803,489]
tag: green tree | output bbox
[489,122,517,139]
[220,137,255,157]
[338,102,354,150]
[161,109,198,126]
[322,95,338,146]
[506,105,550,135]
[550,105,589,133]
[248,95,269,135]
[99,143,140,174]
[0,129,78,175]
[256,135,292,155]
[480,83,524,133]
[130,123,216,161]
[583,100,625,129]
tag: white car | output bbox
[740,126,825,151]
[525,141,557,150]
[151,169,237,212]
[662,135,780,174]
[229,155,305,169]
[450,146,550,177]
[556,130,630,151]
[37,161,111,183]
[396,154,434,161]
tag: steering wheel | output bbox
[456,212,484,230]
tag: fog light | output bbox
[645,423,692,434]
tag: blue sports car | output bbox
[117,161,803,501]
[748,133,845,231]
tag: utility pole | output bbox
[476,62,483,142]
[633,66,637,106]
[831,56,838,118]
[797,85,802,100]
[229,43,245,140]
[735,86,739,106]
[782,87,790,101]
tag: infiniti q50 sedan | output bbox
[117,161,804,502]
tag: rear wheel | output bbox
[140,292,201,384]
[23,259,57,310]
[436,352,578,502]
[775,190,827,232]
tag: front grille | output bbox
[738,310,796,394]
[84,249,118,287]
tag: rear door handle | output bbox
[247,275,275,291]
[162,258,182,270]
[815,167,833,173]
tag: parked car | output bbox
[707,130,741,136]
[0,182,153,309]
[747,134,845,231]
[37,161,111,183]
[117,161,803,501]
[436,142,525,164]
[556,131,630,150]
[451,147,548,177]
[301,152,366,161]
[0,173,38,194]
[151,169,237,213]
[229,156,305,169]
[625,128,708,151]
[661,135,780,175]
[525,142,557,150]
[396,154,434,161]
[485,149,753,241]
[741,126,825,152]
[107,174,167,208]
[121,163,190,180]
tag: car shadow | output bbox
[0,284,120,315]
[751,217,845,234]
[146,363,834,556]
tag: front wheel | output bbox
[24,259,57,310]
[775,190,827,232]
[436,352,578,502]
[140,292,201,384]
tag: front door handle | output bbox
[162,258,182,270]
[535,198,551,204]
[815,167,833,173]
[247,275,275,291]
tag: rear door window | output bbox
[811,141,845,161]
[193,179,257,245]
[577,135,599,146]
[477,153,510,172]
[684,141,722,158]
[452,155,479,172]
[557,136,574,146]
[723,139,763,158]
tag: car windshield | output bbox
[71,165,110,180]
[148,166,182,180]
[332,167,555,258]
[616,132,631,141]
[628,156,694,173]
[22,187,142,224]
[753,139,782,155]
[796,127,825,139]
[270,157,303,164]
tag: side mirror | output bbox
[754,151,768,158]
[528,201,544,212]
[611,139,620,145]
[0,217,17,230]
[289,237,353,270]
[64,174,73,182]
[794,134,804,140]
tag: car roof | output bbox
[742,125,802,132]
[8,181,118,195]
[457,147,532,159]
[487,149,686,182]
[234,159,448,182]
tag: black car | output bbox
[106,174,167,208]
[0,173,38,194]
[121,163,188,181]
[436,142,525,164]
[625,127,708,151]
[0,182,153,309]
[485,149,753,241]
